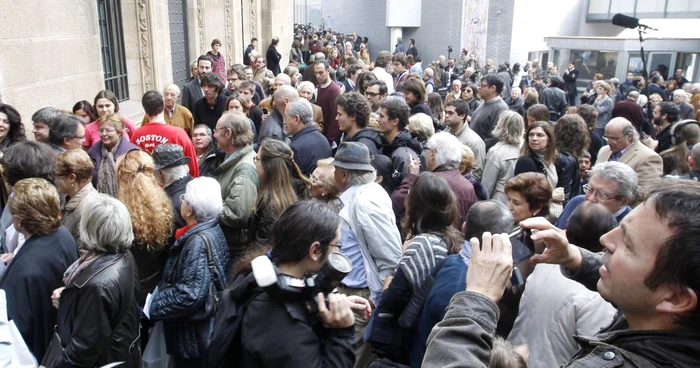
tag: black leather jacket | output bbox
[53,252,141,368]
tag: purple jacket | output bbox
[88,139,140,185]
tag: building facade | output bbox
[0,0,293,127]
[317,0,698,87]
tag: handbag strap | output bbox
[198,234,214,266]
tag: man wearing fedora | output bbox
[153,144,194,229]
[332,141,402,367]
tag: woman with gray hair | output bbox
[481,111,525,204]
[47,193,141,367]
[148,176,230,367]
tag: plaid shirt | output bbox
[207,51,226,83]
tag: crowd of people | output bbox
[0,22,700,368]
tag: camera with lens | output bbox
[447,45,453,53]
[251,252,353,314]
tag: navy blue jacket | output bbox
[290,125,332,176]
[149,219,230,359]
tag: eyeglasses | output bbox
[98,128,116,134]
[364,91,381,97]
[583,184,616,201]
[179,193,187,202]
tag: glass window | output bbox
[588,0,610,14]
[636,0,665,16]
[675,53,697,80]
[570,50,619,80]
[610,0,635,14]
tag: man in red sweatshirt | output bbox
[132,90,199,177]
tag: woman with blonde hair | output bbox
[88,113,140,196]
[251,139,311,242]
[116,149,173,306]
[309,158,340,209]
[0,178,78,360]
[56,149,98,240]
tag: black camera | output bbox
[251,252,353,307]
[448,46,453,53]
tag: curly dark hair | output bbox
[555,114,590,157]
[0,104,28,148]
[336,92,372,129]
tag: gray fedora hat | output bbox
[330,142,375,172]
[152,143,191,171]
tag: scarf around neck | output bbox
[98,138,119,197]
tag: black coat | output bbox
[346,128,383,156]
[555,151,581,203]
[410,103,433,117]
[53,252,141,368]
[193,93,227,130]
[181,78,204,113]
[266,45,282,76]
[165,174,194,229]
[0,226,78,360]
[231,273,356,367]
[149,219,230,359]
[290,125,332,176]
[198,144,225,178]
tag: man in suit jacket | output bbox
[181,55,212,112]
[562,61,579,106]
[597,117,662,188]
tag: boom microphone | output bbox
[611,13,657,30]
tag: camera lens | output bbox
[327,252,352,274]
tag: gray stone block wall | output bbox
[402,0,464,64]
[321,0,391,60]
[485,0,515,65]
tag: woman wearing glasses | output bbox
[88,113,140,196]
[251,139,311,244]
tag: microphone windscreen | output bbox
[612,13,639,29]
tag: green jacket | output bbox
[212,145,259,258]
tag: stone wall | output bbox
[0,1,104,126]
[0,0,293,132]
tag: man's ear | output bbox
[308,241,322,262]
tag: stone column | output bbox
[390,27,402,52]
[260,0,294,72]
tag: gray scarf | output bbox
[97,139,119,197]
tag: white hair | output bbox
[466,67,475,73]
[673,89,688,101]
[275,73,291,85]
[158,164,190,187]
[163,83,181,95]
[427,132,462,169]
[287,99,314,126]
[184,177,223,222]
[691,83,700,93]
[511,87,521,95]
[297,81,314,92]
[79,194,134,253]
[590,161,638,201]
[452,79,462,86]
[423,68,434,78]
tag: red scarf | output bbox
[175,223,196,240]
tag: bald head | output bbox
[315,52,326,61]
[605,117,637,152]
[690,143,700,171]
[163,83,181,109]
[273,85,299,113]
